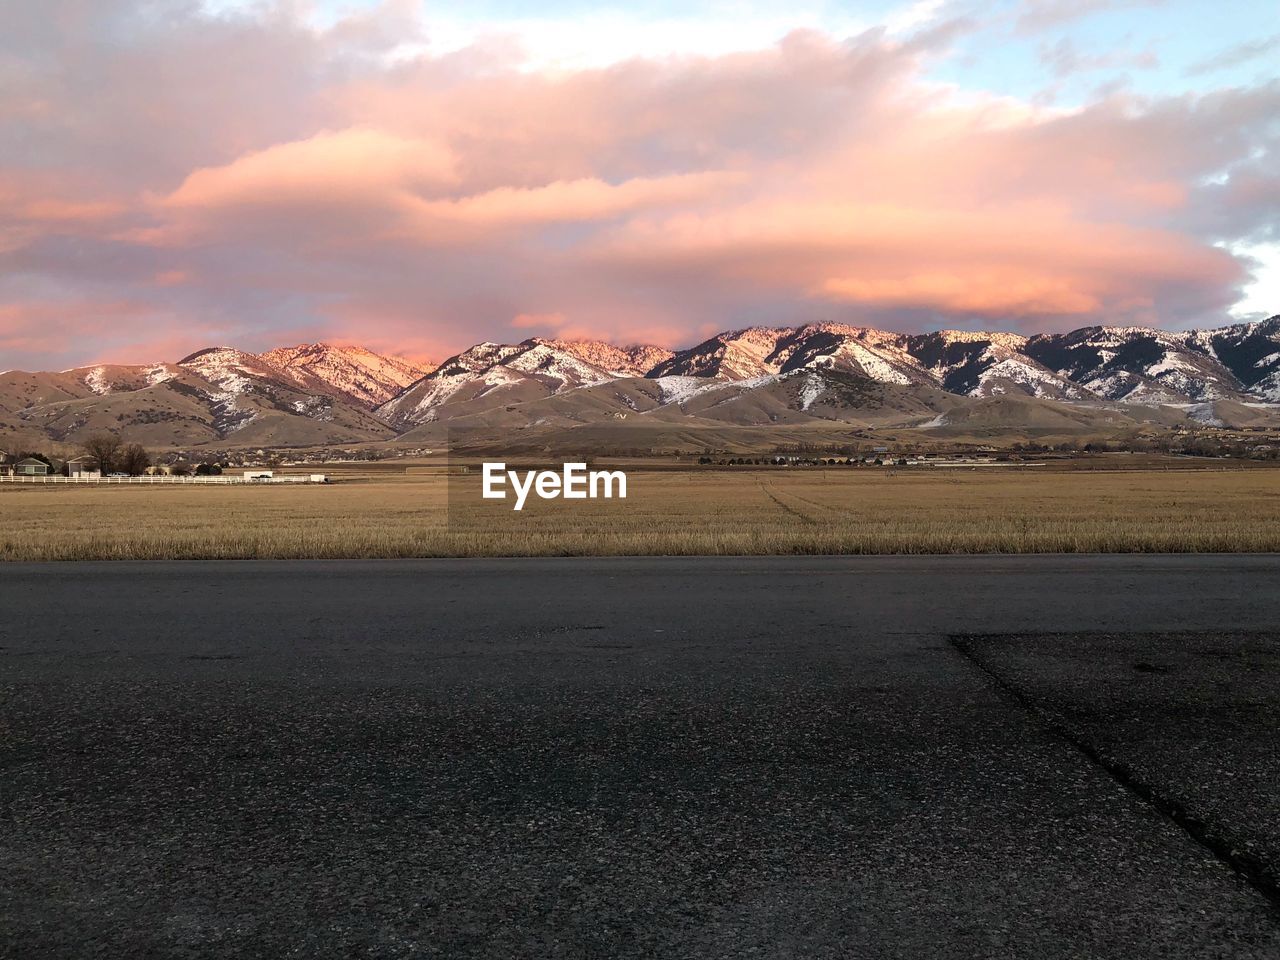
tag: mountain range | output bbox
[2,317,1278,450]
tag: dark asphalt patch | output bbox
[951,632,1280,913]
[7,558,1280,958]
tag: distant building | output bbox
[14,457,51,476]
[66,455,101,478]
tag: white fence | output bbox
[0,475,326,485]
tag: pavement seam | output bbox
[946,633,1280,918]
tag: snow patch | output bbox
[145,364,176,385]
[797,374,825,411]
[1182,402,1225,427]
[652,375,712,406]
[82,367,109,395]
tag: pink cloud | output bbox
[0,6,1274,369]
[409,172,742,230]
[160,128,457,212]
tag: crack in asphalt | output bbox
[947,633,1280,918]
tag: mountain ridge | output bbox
[3,318,1277,448]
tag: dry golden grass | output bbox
[2,465,1279,560]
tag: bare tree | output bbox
[118,443,151,476]
[81,433,123,474]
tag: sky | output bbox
[1,0,1277,368]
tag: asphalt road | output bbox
[3,556,1280,958]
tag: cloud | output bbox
[160,129,458,212]
[1016,0,1165,34]
[0,1,1275,369]
[407,173,743,230]
[1186,34,1280,77]
[0,299,179,365]
[1038,37,1158,78]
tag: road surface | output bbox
[3,556,1279,958]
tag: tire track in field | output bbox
[765,479,865,521]
[779,486,848,516]
[758,481,819,524]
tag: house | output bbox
[14,457,51,476]
[66,455,101,478]
[0,452,12,476]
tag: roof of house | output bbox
[66,455,99,463]
[15,457,48,466]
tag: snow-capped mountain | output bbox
[0,343,425,447]
[639,324,1083,399]
[900,330,1093,400]
[1021,326,1253,403]
[178,347,289,395]
[2,317,1277,447]
[377,338,668,429]
[650,325,928,385]
[543,339,674,378]
[362,317,1280,430]
[259,343,434,409]
[649,327,795,379]
[170,345,404,438]
[773,325,929,384]
[1200,316,1280,402]
[182,343,431,411]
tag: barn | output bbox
[66,456,102,478]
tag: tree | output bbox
[118,443,151,476]
[81,433,123,474]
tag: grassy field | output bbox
[2,461,1279,559]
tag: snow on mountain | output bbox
[650,375,711,406]
[179,343,431,412]
[649,327,794,379]
[174,346,402,438]
[764,325,920,384]
[59,362,184,397]
[1021,325,1251,402]
[8,318,1280,446]
[1202,315,1280,402]
[797,372,826,411]
[900,330,1090,400]
[145,363,179,386]
[82,366,110,395]
[539,339,673,377]
[651,324,930,386]
[176,347,284,432]
[636,319,1280,412]
[376,338,633,428]
[501,339,624,385]
[178,347,280,394]
[259,343,433,409]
